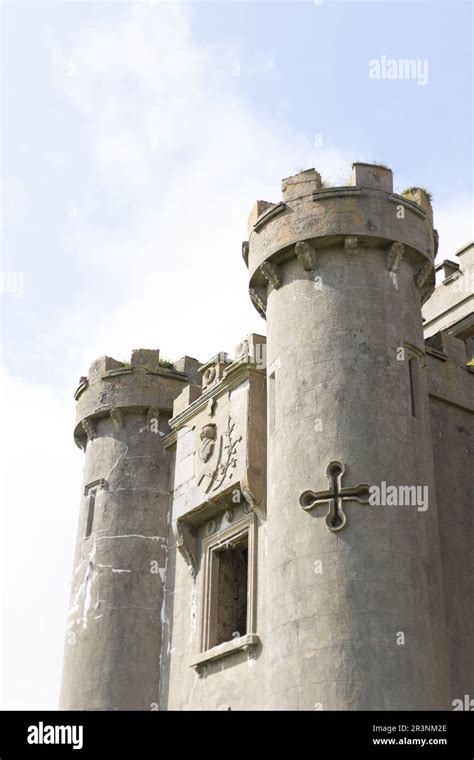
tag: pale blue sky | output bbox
[1,0,472,709]
[192,0,472,192]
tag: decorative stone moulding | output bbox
[110,408,123,431]
[344,235,359,257]
[252,202,286,233]
[259,261,282,289]
[249,287,267,319]
[81,418,96,442]
[166,335,267,577]
[198,354,232,392]
[295,240,317,271]
[386,241,405,273]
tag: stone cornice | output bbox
[388,193,427,220]
[253,202,286,232]
[74,366,187,401]
[103,367,188,381]
[312,186,362,200]
[169,360,264,431]
[162,429,177,449]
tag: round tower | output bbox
[60,349,199,710]
[245,163,451,709]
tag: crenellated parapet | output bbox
[73,349,201,449]
[243,162,437,315]
[61,347,202,711]
[249,162,451,710]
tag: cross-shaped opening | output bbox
[299,461,371,532]
[327,462,343,529]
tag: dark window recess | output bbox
[85,489,97,539]
[213,538,248,647]
[408,357,420,418]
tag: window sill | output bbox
[191,633,260,673]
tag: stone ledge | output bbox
[168,361,264,430]
[190,633,260,672]
[74,378,88,401]
[253,202,286,232]
[425,346,448,362]
[103,367,187,381]
[312,187,362,200]
[388,193,427,220]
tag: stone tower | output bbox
[60,350,200,709]
[61,162,473,711]
[246,164,450,709]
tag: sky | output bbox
[1,0,472,710]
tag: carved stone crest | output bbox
[195,416,242,495]
[198,423,217,464]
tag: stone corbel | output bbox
[249,287,267,319]
[295,240,317,271]
[420,283,436,305]
[344,235,358,257]
[207,398,217,417]
[173,518,198,578]
[240,474,266,520]
[242,241,249,266]
[110,408,123,431]
[414,260,435,305]
[260,261,282,289]
[386,242,405,273]
[147,407,160,430]
[82,418,96,441]
[414,260,433,289]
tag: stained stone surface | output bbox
[60,164,473,711]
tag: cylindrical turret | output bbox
[60,349,199,710]
[245,163,451,709]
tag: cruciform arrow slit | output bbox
[299,461,371,532]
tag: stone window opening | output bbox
[83,478,106,539]
[408,356,420,418]
[195,512,259,667]
[269,370,276,434]
[211,537,249,648]
[85,488,97,539]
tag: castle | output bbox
[60,163,473,710]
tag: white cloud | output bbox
[2,2,350,709]
[0,368,83,709]
[1,176,28,229]
[434,194,473,262]
[9,0,471,711]
[42,2,350,374]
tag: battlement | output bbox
[351,162,393,192]
[73,348,201,449]
[171,334,267,420]
[62,154,472,712]
[280,163,395,200]
[244,162,436,316]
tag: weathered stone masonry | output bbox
[60,163,473,710]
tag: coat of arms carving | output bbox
[195,416,242,494]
